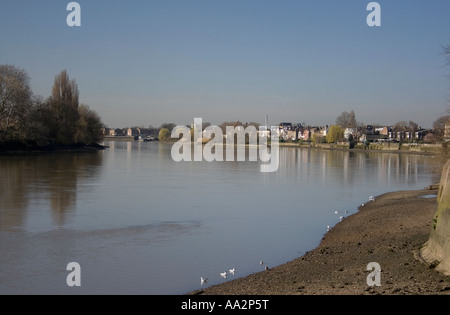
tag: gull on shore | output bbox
[369,196,375,202]
[201,277,208,285]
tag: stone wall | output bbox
[421,159,450,275]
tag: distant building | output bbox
[277,122,305,141]
[344,128,357,140]
[114,128,124,136]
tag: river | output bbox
[0,141,441,294]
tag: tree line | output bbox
[0,65,103,148]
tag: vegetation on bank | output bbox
[0,65,104,151]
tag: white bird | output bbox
[220,271,227,279]
[334,210,339,214]
[327,225,331,231]
[369,196,375,202]
[201,277,208,285]
[229,268,235,275]
[260,261,264,266]
[339,216,344,222]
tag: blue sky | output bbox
[1,1,449,128]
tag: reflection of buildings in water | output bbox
[276,147,438,188]
[105,140,115,150]
[371,154,421,186]
[0,153,103,230]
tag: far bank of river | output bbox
[104,136,443,156]
[277,142,442,155]
[0,143,106,156]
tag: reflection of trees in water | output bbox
[0,152,103,229]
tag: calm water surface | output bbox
[0,141,441,294]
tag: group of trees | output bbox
[0,65,103,147]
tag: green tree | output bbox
[326,125,344,143]
[158,128,170,141]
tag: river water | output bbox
[0,141,441,294]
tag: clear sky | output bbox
[1,0,449,128]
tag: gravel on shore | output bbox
[193,187,450,295]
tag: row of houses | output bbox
[103,122,437,143]
[277,123,432,143]
[276,123,329,141]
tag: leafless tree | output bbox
[433,115,450,140]
[51,70,79,110]
[336,110,357,128]
[48,70,80,144]
[75,104,103,145]
[0,65,32,141]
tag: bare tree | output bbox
[51,70,79,110]
[0,65,32,141]
[49,70,80,144]
[433,115,450,140]
[394,121,408,132]
[336,110,357,128]
[159,123,176,131]
[75,104,103,145]
[408,120,419,131]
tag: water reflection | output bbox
[0,152,103,230]
[0,142,442,294]
[277,148,441,187]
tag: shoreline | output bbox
[0,143,106,156]
[134,139,440,156]
[193,187,450,295]
[276,142,440,156]
[102,137,442,157]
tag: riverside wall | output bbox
[421,159,450,275]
